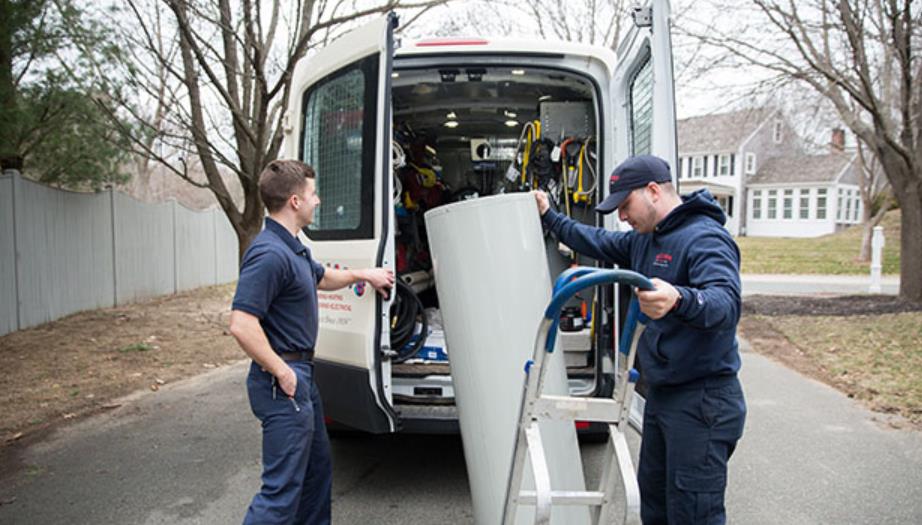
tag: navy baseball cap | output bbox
[595,155,672,214]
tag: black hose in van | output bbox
[390,278,428,363]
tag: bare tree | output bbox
[105,0,446,259]
[405,0,633,51]
[855,136,895,261]
[681,0,922,301]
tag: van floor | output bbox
[392,363,451,377]
[392,363,596,377]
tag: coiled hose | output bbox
[389,278,428,363]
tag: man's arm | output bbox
[228,310,297,397]
[656,231,741,330]
[534,191,633,267]
[319,267,395,294]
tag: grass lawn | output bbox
[750,311,922,426]
[737,210,901,275]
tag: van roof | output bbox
[396,37,618,75]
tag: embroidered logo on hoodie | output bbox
[653,252,673,268]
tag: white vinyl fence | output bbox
[0,171,239,336]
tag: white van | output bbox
[280,1,677,435]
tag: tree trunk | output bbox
[235,219,262,263]
[0,0,23,171]
[859,223,872,263]
[858,206,889,262]
[899,186,922,301]
[232,177,265,262]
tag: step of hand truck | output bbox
[517,490,606,506]
[532,395,627,423]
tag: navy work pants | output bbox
[243,361,332,525]
[638,376,746,525]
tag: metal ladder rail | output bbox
[502,267,653,525]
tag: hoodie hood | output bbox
[655,189,727,235]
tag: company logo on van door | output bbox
[653,252,673,268]
[322,262,365,297]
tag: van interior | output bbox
[387,64,608,410]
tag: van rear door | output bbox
[287,14,398,433]
[610,0,678,426]
[611,0,678,168]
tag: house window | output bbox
[718,154,731,176]
[745,152,757,175]
[799,189,810,219]
[692,156,703,178]
[846,191,854,222]
[677,157,683,179]
[773,120,783,143]
[817,189,827,219]
[783,189,793,219]
[853,198,862,222]
[752,190,762,219]
[837,188,845,221]
[767,189,777,219]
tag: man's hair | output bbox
[258,160,315,213]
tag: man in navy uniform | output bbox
[534,155,746,524]
[229,160,393,525]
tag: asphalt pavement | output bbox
[1,339,921,524]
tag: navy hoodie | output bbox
[542,189,741,388]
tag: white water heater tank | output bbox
[425,193,588,525]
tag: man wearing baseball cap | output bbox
[534,154,746,525]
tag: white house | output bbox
[746,150,862,237]
[676,108,862,237]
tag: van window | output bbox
[629,53,653,156]
[300,56,378,239]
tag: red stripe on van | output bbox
[416,39,489,47]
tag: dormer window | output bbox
[773,120,783,143]
[745,152,757,175]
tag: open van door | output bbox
[609,0,678,427]
[612,0,678,168]
[285,14,398,433]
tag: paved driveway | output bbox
[742,274,900,296]
[1,341,921,524]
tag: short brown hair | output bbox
[258,160,315,212]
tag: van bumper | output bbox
[314,359,394,434]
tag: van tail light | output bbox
[575,421,590,430]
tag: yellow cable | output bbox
[589,295,597,341]
[575,143,586,204]
[522,127,532,185]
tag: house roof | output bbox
[678,107,775,154]
[678,180,736,196]
[749,151,855,185]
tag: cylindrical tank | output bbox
[425,193,588,525]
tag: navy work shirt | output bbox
[232,218,326,354]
